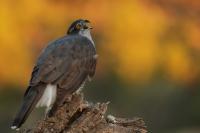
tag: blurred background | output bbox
[0,0,200,133]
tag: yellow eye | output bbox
[76,23,82,29]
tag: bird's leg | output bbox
[47,104,58,118]
[46,95,68,117]
[44,106,53,119]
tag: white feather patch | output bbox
[36,84,57,108]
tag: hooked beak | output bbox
[84,20,93,29]
[84,19,90,23]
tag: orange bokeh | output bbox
[0,0,199,87]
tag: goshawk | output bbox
[11,19,97,130]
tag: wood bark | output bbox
[22,93,147,133]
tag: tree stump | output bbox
[22,93,147,133]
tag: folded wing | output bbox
[30,35,97,91]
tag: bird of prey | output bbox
[11,19,97,130]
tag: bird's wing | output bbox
[29,35,97,90]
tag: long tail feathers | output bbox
[11,84,45,130]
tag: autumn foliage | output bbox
[0,0,199,87]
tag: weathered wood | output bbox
[22,93,147,133]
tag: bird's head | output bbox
[67,19,92,35]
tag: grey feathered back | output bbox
[30,35,96,89]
